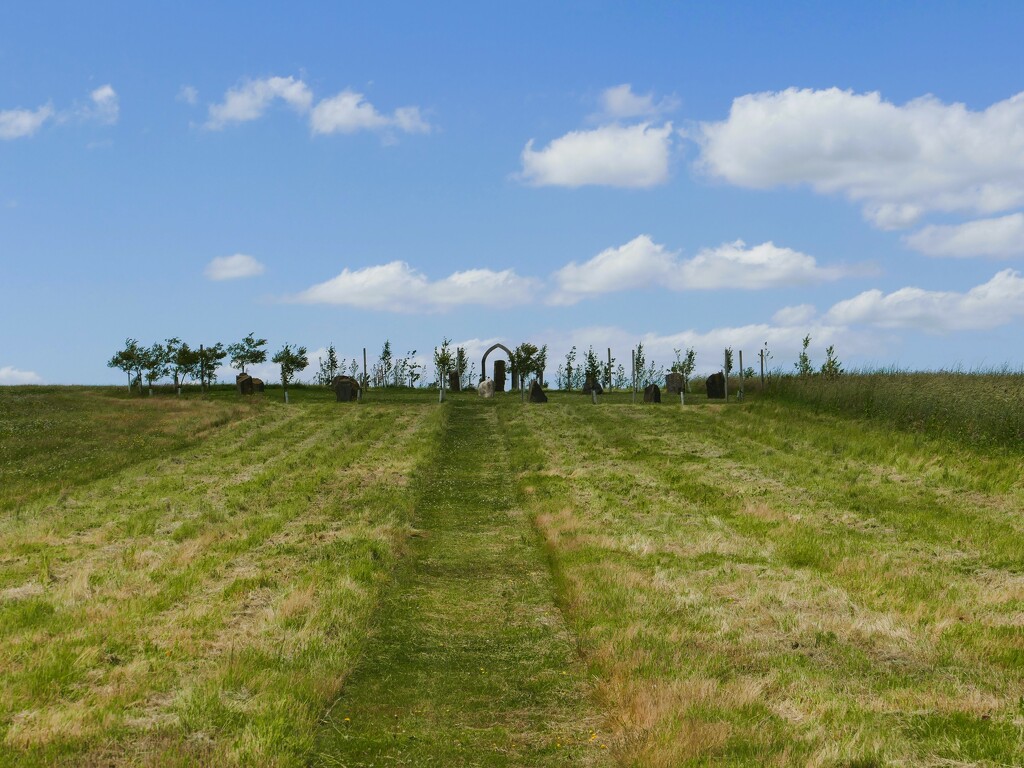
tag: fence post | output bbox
[724,348,729,402]
[631,348,636,404]
[739,350,744,399]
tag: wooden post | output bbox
[362,347,368,390]
[724,348,729,402]
[607,347,612,389]
[760,349,765,390]
[739,350,744,398]
[199,344,205,393]
[592,389,597,405]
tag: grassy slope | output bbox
[0,390,439,766]
[500,392,1024,767]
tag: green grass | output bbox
[3,383,1024,766]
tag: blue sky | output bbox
[3,2,1024,385]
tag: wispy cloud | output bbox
[904,213,1024,258]
[0,366,43,385]
[594,83,679,121]
[0,104,54,140]
[205,76,313,129]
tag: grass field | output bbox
[1,384,1022,766]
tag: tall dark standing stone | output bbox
[665,372,684,395]
[331,375,361,402]
[236,373,254,395]
[706,372,726,399]
[583,375,603,394]
[529,381,548,403]
[494,360,507,392]
[251,378,265,393]
[643,383,661,403]
[448,370,461,392]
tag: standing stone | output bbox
[331,375,361,402]
[706,372,726,399]
[643,383,662,403]
[665,372,684,395]
[583,375,603,394]
[448,371,461,392]
[529,381,548,403]
[494,360,507,392]
[236,373,254,395]
[251,378,265,393]
[478,378,495,398]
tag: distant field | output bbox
[1,384,1022,766]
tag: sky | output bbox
[2,1,1024,385]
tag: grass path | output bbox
[315,399,612,767]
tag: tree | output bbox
[795,334,813,378]
[272,343,309,402]
[433,338,453,387]
[317,343,340,386]
[169,341,201,392]
[613,363,627,389]
[512,342,545,388]
[198,343,227,390]
[374,340,394,387]
[633,343,646,390]
[821,344,843,380]
[227,332,268,374]
[602,351,616,389]
[455,347,469,388]
[672,347,697,392]
[562,346,577,391]
[141,342,170,395]
[724,347,734,377]
[107,338,144,392]
[583,346,601,388]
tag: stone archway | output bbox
[480,343,513,391]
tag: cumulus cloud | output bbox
[294,261,538,313]
[904,213,1024,258]
[205,76,313,129]
[596,84,678,120]
[519,123,673,188]
[549,235,842,304]
[696,88,1024,228]
[310,90,430,135]
[0,366,43,385]
[204,254,266,281]
[84,84,119,125]
[825,269,1024,331]
[0,104,54,140]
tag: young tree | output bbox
[724,347,734,377]
[672,347,697,392]
[795,334,813,378]
[512,342,545,388]
[272,343,309,402]
[198,343,228,390]
[433,338,453,387]
[227,332,268,374]
[317,343,340,385]
[562,346,577,391]
[602,351,616,389]
[633,343,646,390]
[821,344,843,380]
[169,341,201,393]
[142,342,170,396]
[107,338,144,392]
[455,347,469,388]
[583,346,601,387]
[613,363,627,389]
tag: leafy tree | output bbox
[198,343,227,390]
[433,338,453,387]
[272,343,309,401]
[562,346,577,391]
[672,347,697,392]
[169,340,201,391]
[227,332,268,374]
[374,340,394,387]
[317,343,340,386]
[821,344,843,380]
[602,351,616,389]
[107,338,144,392]
[348,359,360,379]
[141,342,170,395]
[583,346,601,387]
[613,363,627,389]
[511,342,545,388]
[455,347,469,388]
[633,343,646,390]
[724,347,734,377]
[795,334,813,378]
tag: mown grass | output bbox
[0,388,440,766]
[763,369,1024,450]
[499,390,1024,766]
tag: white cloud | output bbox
[177,85,198,105]
[294,261,537,313]
[904,213,1024,258]
[519,122,673,188]
[597,84,678,120]
[85,84,119,125]
[205,76,313,129]
[0,366,43,385]
[310,90,430,135]
[825,269,1024,331]
[204,254,266,281]
[0,104,54,140]
[550,235,842,304]
[696,88,1024,228]
[772,304,818,326]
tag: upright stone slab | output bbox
[478,378,495,398]
[252,378,265,393]
[448,371,461,392]
[494,360,507,392]
[236,373,254,395]
[529,381,548,403]
[706,372,726,399]
[665,372,684,395]
[643,383,661,403]
[331,375,361,402]
[583,375,603,394]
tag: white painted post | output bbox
[592,389,597,405]
[285,390,289,404]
